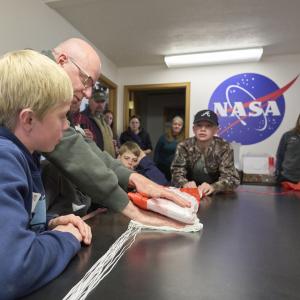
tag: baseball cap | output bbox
[92,82,108,102]
[193,109,219,126]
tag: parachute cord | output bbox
[63,224,141,300]
[63,218,202,300]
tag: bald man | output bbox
[42,38,189,228]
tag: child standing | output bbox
[0,50,92,299]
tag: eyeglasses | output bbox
[69,57,94,89]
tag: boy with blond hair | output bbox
[0,50,92,299]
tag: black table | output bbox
[22,185,300,300]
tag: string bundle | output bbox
[63,188,203,300]
[63,224,141,300]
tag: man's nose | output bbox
[83,86,93,99]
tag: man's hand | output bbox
[122,201,184,228]
[83,129,94,140]
[198,182,215,196]
[48,214,92,245]
[128,173,191,208]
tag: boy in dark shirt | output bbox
[118,142,168,186]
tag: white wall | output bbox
[0,0,118,82]
[117,53,300,160]
[1,0,298,161]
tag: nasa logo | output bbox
[209,73,298,145]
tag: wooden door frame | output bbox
[124,82,191,137]
[99,74,118,132]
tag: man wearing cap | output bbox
[171,109,240,195]
[81,83,115,157]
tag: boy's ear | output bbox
[213,126,219,135]
[19,109,34,132]
[192,125,196,134]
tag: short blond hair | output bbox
[0,49,73,130]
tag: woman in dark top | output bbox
[154,116,184,181]
[120,115,153,154]
[276,113,300,184]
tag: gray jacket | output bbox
[44,126,132,212]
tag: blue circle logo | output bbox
[209,73,297,145]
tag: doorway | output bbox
[97,74,118,133]
[124,82,190,149]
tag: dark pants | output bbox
[41,160,91,217]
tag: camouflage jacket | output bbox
[171,136,240,192]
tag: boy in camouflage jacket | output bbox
[171,110,240,195]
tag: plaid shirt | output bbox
[171,136,240,192]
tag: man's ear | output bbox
[19,109,34,132]
[56,53,68,66]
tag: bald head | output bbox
[54,38,101,79]
[52,38,101,101]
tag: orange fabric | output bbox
[128,192,148,209]
[128,187,202,210]
[281,181,300,191]
[180,188,202,203]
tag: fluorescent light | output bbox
[164,48,263,68]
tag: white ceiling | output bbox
[45,0,300,67]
